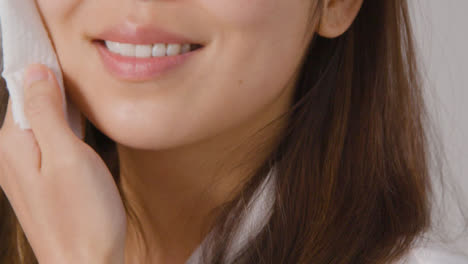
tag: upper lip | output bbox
[95,20,202,45]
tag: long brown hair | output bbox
[0,0,454,263]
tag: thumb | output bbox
[23,64,75,154]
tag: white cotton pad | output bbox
[0,0,84,140]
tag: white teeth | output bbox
[181,43,190,54]
[135,44,153,58]
[119,43,136,57]
[167,44,181,56]
[106,41,120,53]
[152,43,167,57]
[104,41,194,58]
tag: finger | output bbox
[0,96,31,133]
[0,98,40,157]
[1,96,15,131]
[0,97,42,180]
[23,64,76,154]
[0,128,41,187]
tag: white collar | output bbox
[185,165,277,264]
[186,165,468,264]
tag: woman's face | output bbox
[36,0,314,150]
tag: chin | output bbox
[89,115,200,151]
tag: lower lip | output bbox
[94,41,199,81]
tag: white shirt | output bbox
[186,166,468,263]
[399,246,468,264]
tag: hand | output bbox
[0,64,127,264]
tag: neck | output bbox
[118,90,291,263]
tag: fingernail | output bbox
[24,65,52,88]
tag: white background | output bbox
[411,0,468,255]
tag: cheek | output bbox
[199,0,278,27]
[35,0,80,20]
[197,0,311,110]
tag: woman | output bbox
[0,0,466,263]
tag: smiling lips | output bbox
[93,20,204,81]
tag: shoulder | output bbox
[396,246,468,264]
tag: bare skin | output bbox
[0,0,362,263]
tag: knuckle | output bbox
[43,148,81,175]
[57,155,78,170]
